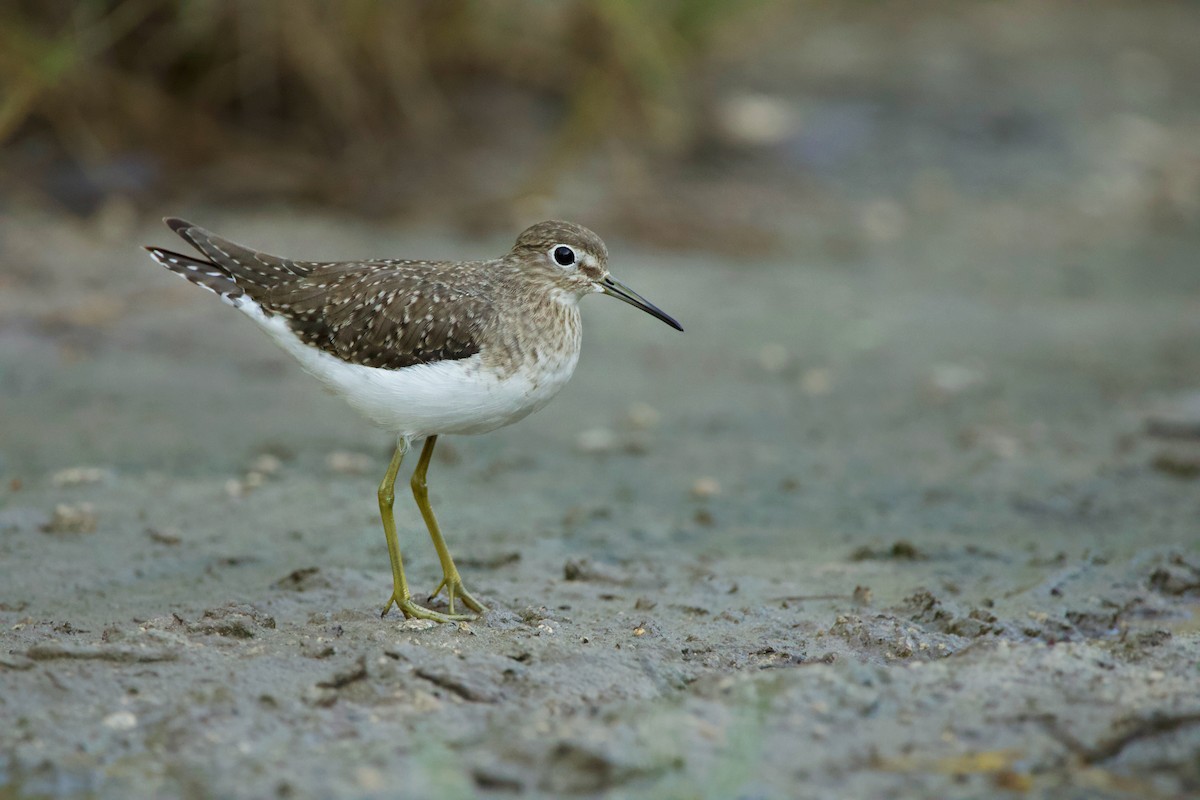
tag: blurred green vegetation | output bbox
[0,0,774,214]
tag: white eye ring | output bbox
[551,245,576,268]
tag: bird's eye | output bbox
[552,245,576,267]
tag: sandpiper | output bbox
[145,219,682,622]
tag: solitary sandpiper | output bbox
[145,219,682,623]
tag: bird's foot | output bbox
[428,572,488,616]
[380,590,471,623]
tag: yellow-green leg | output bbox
[412,436,488,615]
[378,438,469,623]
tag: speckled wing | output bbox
[164,218,320,286]
[262,261,496,369]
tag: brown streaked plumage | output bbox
[144,218,681,624]
[160,218,497,370]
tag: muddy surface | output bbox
[4,3,1200,797]
[2,203,1199,799]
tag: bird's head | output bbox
[510,220,683,331]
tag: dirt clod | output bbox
[41,503,98,534]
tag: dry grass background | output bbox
[4,2,1196,254]
[0,0,775,222]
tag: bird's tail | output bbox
[144,245,245,307]
[163,217,313,287]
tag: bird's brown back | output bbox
[164,219,502,370]
[264,261,500,369]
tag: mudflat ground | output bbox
[4,3,1200,797]
[1,203,1199,798]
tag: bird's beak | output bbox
[599,275,683,332]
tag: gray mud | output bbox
[5,2,1200,795]
[2,205,1199,798]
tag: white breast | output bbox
[236,300,579,438]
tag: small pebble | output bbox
[927,363,986,397]
[250,454,282,475]
[102,711,137,731]
[145,527,182,545]
[398,619,437,632]
[625,402,661,430]
[1144,390,1200,439]
[327,451,374,475]
[713,92,798,147]
[800,368,833,396]
[576,428,616,454]
[42,503,98,534]
[50,467,112,488]
[986,432,1021,460]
